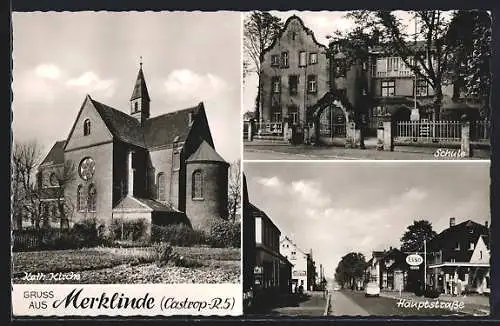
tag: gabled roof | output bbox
[40,140,66,166]
[264,14,327,56]
[85,97,205,150]
[130,67,150,102]
[91,98,146,148]
[143,103,203,148]
[186,140,227,164]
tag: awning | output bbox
[429,262,489,268]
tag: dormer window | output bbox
[83,119,91,136]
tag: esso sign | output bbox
[406,254,423,266]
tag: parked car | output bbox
[364,282,380,297]
[333,285,341,291]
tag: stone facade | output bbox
[37,65,229,232]
[260,15,330,125]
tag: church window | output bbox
[192,170,204,200]
[157,173,166,201]
[50,172,58,187]
[87,184,97,212]
[77,184,84,211]
[172,151,180,171]
[83,119,91,136]
[134,102,138,113]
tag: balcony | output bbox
[374,70,414,78]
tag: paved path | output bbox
[244,144,490,160]
[269,291,328,316]
[330,290,370,316]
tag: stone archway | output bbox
[309,98,350,146]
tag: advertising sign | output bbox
[406,254,423,266]
[292,270,307,277]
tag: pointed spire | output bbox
[130,58,150,102]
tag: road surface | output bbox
[330,290,466,316]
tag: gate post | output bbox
[346,121,356,148]
[377,123,384,151]
[461,117,472,158]
[382,118,394,151]
[247,119,254,141]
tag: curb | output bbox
[323,292,331,316]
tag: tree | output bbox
[227,159,241,222]
[12,141,43,229]
[445,10,492,118]
[347,10,455,119]
[400,220,437,252]
[243,11,283,121]
[334,252,367,289]
[52,160,77,230]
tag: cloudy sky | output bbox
[245,161,490,279]
[242,10,451,115]
[12,11,241,162]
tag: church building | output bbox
[37,64,229,232]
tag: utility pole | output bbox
[424,239,427,289]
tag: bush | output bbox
[111,218,148,242]
[152,242,178,267]
[173,255,204,268]
[151,223,206,247]
[207,220,240,248]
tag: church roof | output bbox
[91,98,146,148]
[40,140,66,166]
[90,97,204,149]
[143,103,202,148]
[113,195,180,213]
[130,67,150,102]
[186,140,227,164]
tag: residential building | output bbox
[242,174,292,310]
[280,235,315,292]
[427,218,490,294]
[365,251,386,286]
[35,64,230,234]
[378,247,408,291]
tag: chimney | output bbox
[450,217,456,227]
[128,150,134,196]
[485,221,489,228]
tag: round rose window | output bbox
[79,157,96,181]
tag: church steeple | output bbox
[130,57,150,124]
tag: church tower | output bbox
[130,59,151,124]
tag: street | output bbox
[329,290,470,316]
[249,291,328,316]
[244,142,490,160]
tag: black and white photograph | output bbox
[11,11,242,285]
[243,161,490,316]
[243,10,492,160]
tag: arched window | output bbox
[192,170,203,200]
[50,172,58,187]
[83,119,91,136]
[157,173,166,201]
[77,185,83,211]
[134,102,139,112]
[87,183,97,212]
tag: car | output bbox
[364,282,380,297]
[333,286,341,291]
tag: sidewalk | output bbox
[380,291,490,316]
[244,142,490,160]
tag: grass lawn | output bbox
[12,246,241,284]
